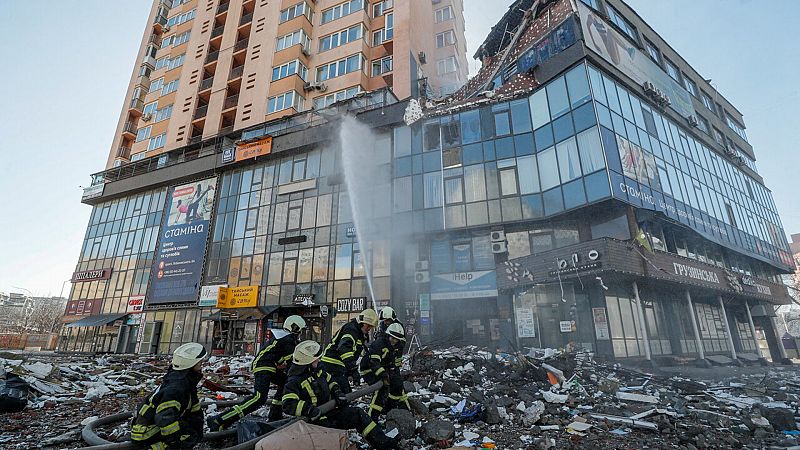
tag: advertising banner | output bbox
[592,307,610,340]
[430,270,498,300]
[127,295,145,313]
[149,177,217,305]
[217,286,259,308]
[577,3,694,118]
[198,284,226,307]
[235,137,272,162]
[64,299,102,317]
[515,307,536,338]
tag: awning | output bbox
[258,305,280,316]
[205,305,281,321]
[65,313,127,328]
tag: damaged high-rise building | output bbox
[62,0,794,365]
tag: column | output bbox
[685,290,705,359]
[632,282,651,361]
[770,315,789,361]
[717,296,737,360]
[744,300,760,356]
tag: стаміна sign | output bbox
[149,177,217,305]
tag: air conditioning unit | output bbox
[162,25,171,32]
[142,113,153,122]
[301,46,311,57]
[303,82,327,92]
[414,271,430,283]
[415,261,429,271]
[418,52,427,65]
[725,144,737,156]
[687,115,699,127]
[490,230,506,242]
[642,81,656,94]
[491,241,508,254]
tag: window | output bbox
[664,59,680,82]
[580,0,600,9]
[268,90,304,113]
[682,75,697,96]
[701,91,715,113]
[644,39,661,64]
[371,56,393,76]
[316,54,364,81]
[712,127,724,145]
[696,115,709,134]
[437,56,457,75]
[166,9,196,27]
[320,24,363,51]
[167,54,185,70]
[271,60,308,81]
[154,57,169,70]
[143,101,158,116]
[130,152,146,162]
[280,2,311,23]
[373,0,393,17]
[321,0,364,24]
[161,79,179,95]
[148,133,167,151]
[148,77,164,93]
[155,104,173,122]
[172,31,190,47]
[135,126,152,142]
[606,5,637,42]
[277,30,310,52]
[372,15,393,45]
[436,30,455,48]
[313,86,361,109]
[161,36,173,49]
[435,5,454,23]
[726,114,748,141]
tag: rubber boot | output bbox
[268,404,284,421]
[366,429,399,450]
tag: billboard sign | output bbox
[149,177,217,305]
[577,3,694,118]
[430,270,498,300]
[127,295,145,313]
[217,286,259,308]
[235,137,272,162]
[81,184,105,201]
[198,284,226,307]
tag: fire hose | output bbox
[77,381,383,450]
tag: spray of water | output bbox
[337,115,388,311]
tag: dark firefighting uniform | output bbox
[131,369,203,450]
[320,319,367,393]
[211,332,297,429]
[360,332,410,419]
[281,364,396,450]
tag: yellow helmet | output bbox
[292,340,321,365]
[357,308,379,327]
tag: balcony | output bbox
[223,94,239,109]
[229,65,244,80]
[116,146,132,159]
[211,26,225,39]
[129,98,145,112]
[239,13,253,26]
[193,105,208,120]
[220,125,234,135]
[148,34,160,46]
[205,50,219,65]
[233,38,249,53]
[188,135,203,145]
[153,13,167,30]
[134,74,150,89]
[199,77,214,91]
[217,1,229,14]
[142,55,156,68]
[122,121,137,136]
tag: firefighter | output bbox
[377,306,405,370]
[361,323,410,419]
[320,308,378,393]
[282,340,398,450]
[131,343,207,450]
[207,315,306,431]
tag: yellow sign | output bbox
[217,285,259,308]
[235,136,272,162]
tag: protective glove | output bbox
[382,373,391,386]
[308,407,321,421]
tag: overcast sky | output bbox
[0,0,797,296]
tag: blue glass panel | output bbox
[413,154,423,173]
[495,137,515,159]
[584,170,610,203]
[463,143,483,165]
[514,133,534,156]
[521,194,544,219]
[553,113,575,143]
[563,179,587,210]
[423,151,442,172]
[572,102,597,132]
[534,124,554,151]
[395,156,412,177]
[483,140,496,161]
[543,187,564,216]
[600,126,622,174]
[611,113,626,137]
[461,109,481,144]
[424,208,444,231]
[609,171,626,202]
[510,99,532,134]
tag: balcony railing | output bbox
[142,55,156,68]
[233,38,249,52]
[223,94,239,109]
[116,146,132,159]
[148,34,160,45]
[211,26,225,39]
[122,121,137,135]
[199,77,214,91]
[188,135,203,145]
[216,1,229,14]
[229,65,244,79]
[153,14,167,28]
[239,12,253,26]
[194,105,209,120]
[129,98,145,111]
[205,50,219,64]
[220,125,234,135]
[134,74,150,89]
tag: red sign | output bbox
[127,295,145,313]
[65,299,103,316]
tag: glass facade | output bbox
[587,64,791,270]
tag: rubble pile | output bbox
[399,347,800,449]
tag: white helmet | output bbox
[292,340,322,366]
[172,343,207,371]
[386,323,406,341]
[379,306,396,321]
[283,315,307,334]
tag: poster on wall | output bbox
[577,2,694,118]
[592,307,610,340]
[515,307,536,338]
[149,177,218,305]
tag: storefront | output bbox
[60,313,128,353]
